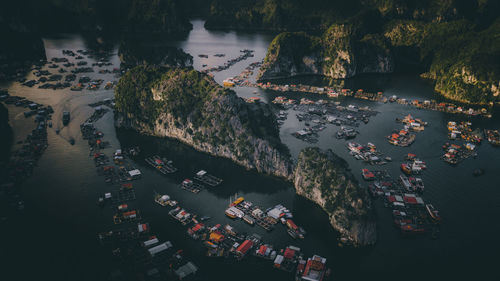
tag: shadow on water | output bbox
[114,129,361,281]
[116,128,290,198]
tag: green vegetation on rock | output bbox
[384,18,500,103]
[203,0,360,31]
[259,1,499,104]
[294,147,376,246]
[115,66,293,178]
[259,22,394,80]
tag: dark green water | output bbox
[1,20,499,281]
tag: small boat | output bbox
[181,179,204,193]
[362,169,375,181]
[200,216,210,221]
[400,163,412,175]
[224,224,237,236]
[406,153,417,160]
[62,111,70,126]
[243,215,255,225]
[223,78,235,87]
[154,194,171,206]
[399,175,412,191]
[426,204,442,223]
[473,168,484,177]
[225,208,237,219]
[117,204,128,211]
[400,224,425,234]
[411,177,424,193]
[194,170,223,186]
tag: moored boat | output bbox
[400,163,411,175]
[362,169,375,180]
[399,175,412,192]
[426,204,442,223]
[154,194,171,206]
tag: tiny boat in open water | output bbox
[426,204,442,224]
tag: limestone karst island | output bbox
[1,1,499,281]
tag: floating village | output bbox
[2,43,500,281]
[0,92,50,212]
[81,107,330,280]
[17,49,120,93]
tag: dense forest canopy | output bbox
[1,0,498,103]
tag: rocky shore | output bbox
[114,66,377,246]
[114,66,294,180]
[258,25,394,80]
[384,19,500,104]
[294,147,376,246]
[259,14,499,104]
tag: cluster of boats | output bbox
[256,80,491,116]
[485,129,500,146]
[201,49,255,73]
[193,170,223,186]
[180,179,204,193]
[226,61,263,88]
[363,168,441,235]
[155,191,328,278]
[84,116,198,279]
[145,155,178,175]
[400,153,427,175]
[447,121,482,144]
[225,197,307,239]
[387,128,416,147]
[441,142,477,165]
[272,96,296,105]
[19,48,120,93]
[290,102,376,144]
[0,93,51,212]
[399,175,425,193]
[145,155,223,194]
[336,126,358,140]
[348,142,390,165]
[154,193,177,207]
[396,114,427,132]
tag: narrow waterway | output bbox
[1,20,499,281]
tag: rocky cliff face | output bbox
[257,32,323,79]
[259,24,394,80]
[384,19,500,104]
[114,66,293,179]
[294,147,376,246]
[114,66,377,245]
[431,65,500,104]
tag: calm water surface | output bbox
[1,21,499,281]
